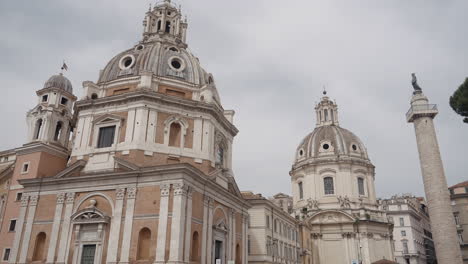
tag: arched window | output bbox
[165,21,171,33]
[358,178,365,195]
[168,122,182,147]
[91,93,98,100]
[274,219,278,232]
[324,109,328,121]
[32,232,47,261]
[54,121,63,141]
[34,119,43,140]
[298,182,304,199]
[157,20,162,31]
[190,231,199,261]
[324,177,334,195]
[330,109,334,122]
[216,145,225,165]
[137,228,151,260]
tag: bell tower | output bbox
[26,73,76,149]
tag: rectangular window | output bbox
[401,230,406,237]
[399,217,405,226]
[60,97,68,105]
[21,162,29,174]
[42,95,48,102]
[9,220,16,232]
[3,248,10,261]
[97,126,116,148]
[402,241,409,253]
[324,177,334,195]
[358,178,365,195]
[298,182,304,199]
[16,192,22,201]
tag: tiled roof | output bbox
[449,180,468,189]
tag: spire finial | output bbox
[149,3,152,11]
[322,85,327,96]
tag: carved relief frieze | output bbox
[311,233,323,239]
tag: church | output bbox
[290,93,395,263]
[0,1,396,264]
[0,1,249,264]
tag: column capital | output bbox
[57,192,66,204]
[20,195,29,207]
[187,186,194,199]
[160,183,171,197]
[230,208,236,218]
[29,194,39,206]
[116,188,126,200]
[204,195,214,208]
[173,183,188,196]
[127,187,137,199]
[66,192,75,204]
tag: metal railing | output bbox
[406,104,438,120]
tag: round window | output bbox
[135,45,144,51]
[323,143,330,150]
[168,57,185,71]
[119,55,135,70]
[352,144,357,151]
[299,150,304,156]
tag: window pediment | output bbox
[72,208,110,224]
[92,114,124,125]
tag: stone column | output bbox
[57,192,75,264]
[120,187,137,264]
[19,194,39,264]
[407,91,463,264]
[155,184,170,263]
[9,195,29,264]
[206,197,214,264]
[201,196,210,264]
[46,193,65,264]
[106,188,126,264]
[183,187,193,263]
[169,183,188,263]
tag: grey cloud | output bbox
[0,0,466,199]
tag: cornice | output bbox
[16,142,70,159]
[74,90,238,136]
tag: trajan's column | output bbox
[406,74,463,264]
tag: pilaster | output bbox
[106,188,126,264]
[242,214,248,264]
[9,195,29,264]
[230,209,236,262]
[169,183,188,263]
[183,187,193,263]
[57,192,75,264]
[200,195,210,263]
[18,194,39,264]
[119,187,137,264]
[206,197,214,264]
[46,192,65,264]
[155,184,171,263]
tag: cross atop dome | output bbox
[315,92,339,127]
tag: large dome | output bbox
[295,125,369,162]
[43,73,73,93]
[97,43,212,86]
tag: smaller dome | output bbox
[43,73,73,93]
[295,125,369,162]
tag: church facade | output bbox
[290,93,395,264]
[0,2,249,264]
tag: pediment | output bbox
[92,113,124,125]
[55,160,87,179]
[307,210,356,226]
[114,157,140,171]
[72,207,110,224]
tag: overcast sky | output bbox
[0,0,466,198]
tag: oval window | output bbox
[168,57,185,71]
[323,143,330,150]
[119,55,135,70]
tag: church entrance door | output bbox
[81,245,96,264]
[214,240,223,264]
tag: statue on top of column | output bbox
[411,73,423,92]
